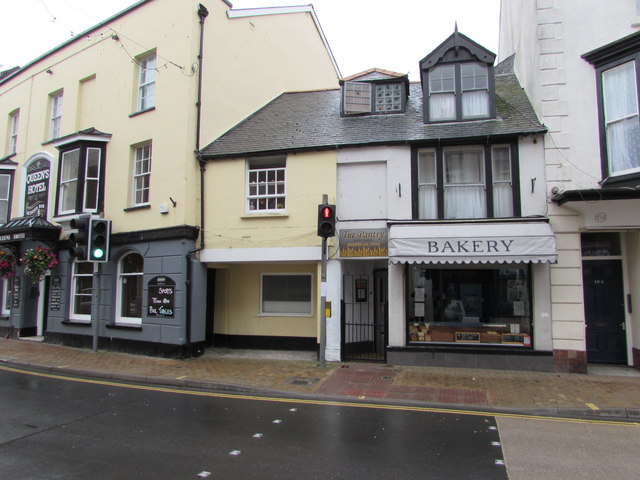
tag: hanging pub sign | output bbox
[339,229,388,258]
[24,157,51,217]
[147,276,175,318]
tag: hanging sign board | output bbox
[339,229,388,257]
[24,158,51,218]
[147,276,175,318]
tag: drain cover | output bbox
[288,377,319,386]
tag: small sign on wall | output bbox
[147,276,175,318]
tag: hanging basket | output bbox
[0,249,17,279]
[22,246,58,283]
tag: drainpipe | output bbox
[185,3,209,357]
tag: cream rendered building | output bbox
[0,0,339,355]
[499,0,640,371]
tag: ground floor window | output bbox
[261,273,312,315]
[406,264,532,346]
[71,261,93,321]
[117,253,143,325]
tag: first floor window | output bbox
[261,274,312,315]
[602,61,640,175]
[117,253,143,325]
[406,265,532,346]
[0,173,11,224]
[70,261,93,321]
[133,143,152,206]
[416,144,517,220]
[247,157,286,212]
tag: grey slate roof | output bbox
[201,59,545,160]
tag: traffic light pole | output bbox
[92,263,101,352]
[319,235,327,367]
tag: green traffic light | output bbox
[93,248,105,259]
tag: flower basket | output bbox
[22,246,58,283]
[0,250,17,279]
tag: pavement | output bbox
[2,337,640,420]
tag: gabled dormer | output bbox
[340,68,409,116]
[420,28,496,123]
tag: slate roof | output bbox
[201,57,545,160]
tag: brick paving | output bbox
[2,338,640,416]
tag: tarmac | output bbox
[2,337,640,420]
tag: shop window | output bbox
[416,144,518,220]
[70,261,93,322]
[116,253,144,326]
[406,265,532,346]
[247,156,286,213]
[261,273,312,315]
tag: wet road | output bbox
[0,368,506,479]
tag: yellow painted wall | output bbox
[213,263,317,337]
[204,150,338,249]
[0,0,339,237]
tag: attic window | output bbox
[344,82,372,114]
[343,81,405,115]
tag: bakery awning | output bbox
[389,221,557,264]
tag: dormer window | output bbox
[341,69,409,116]
[421,29,496,123]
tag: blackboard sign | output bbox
[455,332,481,343]
[12,277,21,309]
[49,276,61,311]
[147,276,175,318]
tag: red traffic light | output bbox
[317,203,336,238]
[321,205,333,219]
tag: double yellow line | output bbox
[1,364,638,427]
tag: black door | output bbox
[582,260,627,364]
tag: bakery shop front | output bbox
[386,220,558,371]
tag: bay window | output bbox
[55,142,106,216]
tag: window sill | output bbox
[601,170,640,187]
[62,320,92,327]
[258,313,314,318]
[241,212,289,219]
[106,322,142,330]
[129,107,155,118]
[124,204,151,212]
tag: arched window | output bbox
[116,253,143,325]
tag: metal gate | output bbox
[342,270,388,362]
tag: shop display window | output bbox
[406,265,532,346]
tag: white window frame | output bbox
[344,81,372,114]
[1,277,12,316]
[49,91,63,140]
[443,146,487,219]
[246,157,286,213]
[429,65,456,121]
[8,110,19,155]
[491,145,514,218]
[260,273,313,316]
[461,63,490,119]
[417,149,437,220]
[133,143,152,206]
[0,174,11,224]
[83,147,101,212]
[116,252,144,326]
[58,148,80,215]
[70,261,94,323]
[602,61,640,177]
[137,53,156,111]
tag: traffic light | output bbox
[69,215,90,261]
[317,203,336,238]
[89,218,111,262]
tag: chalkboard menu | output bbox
[147,276,175,318]
[12,277,20,309]
[49,276,62,311]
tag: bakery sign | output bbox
[339,229,388,257]
[24,157,51,217]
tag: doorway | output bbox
[582,259,627,364]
